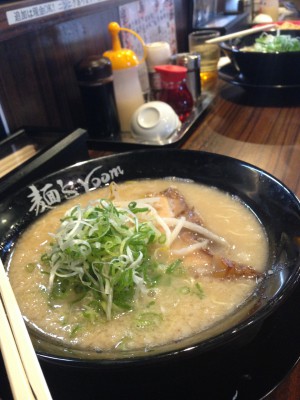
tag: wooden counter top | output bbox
[89,80,300,400]
[181,84,300,199]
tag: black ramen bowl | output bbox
[0,150,300,398]
[220,29,300,86]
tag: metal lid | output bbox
[171,52,201,70]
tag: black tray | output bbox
[87,93,214,151]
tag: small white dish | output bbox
[131,101,181,143]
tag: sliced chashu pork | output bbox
[155,187,261,280]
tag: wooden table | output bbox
[90,80,300,400]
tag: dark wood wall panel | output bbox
[0,0,118,41]
[0,0,190,134]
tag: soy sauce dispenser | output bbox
[104,22,145,132]
[75,55,120,138]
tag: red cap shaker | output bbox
[154,65,194,122]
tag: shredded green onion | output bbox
[42,199,168,321]
[40,194,212,328]
[26,263,36,272]
[195,282,205,299]
[252,32,300,53]
[134,312,163,329]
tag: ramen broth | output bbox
[8,179,268,352]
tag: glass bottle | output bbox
[154,65,194,122]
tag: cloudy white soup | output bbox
[8,179,268,353]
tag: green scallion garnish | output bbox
[42,199,167,320]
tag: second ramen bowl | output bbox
[220,29,300,86]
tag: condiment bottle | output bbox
[145,41,172,100]
[171,52,201,103]
[103,22,145,132]
[75,55,120,138]
[154,65,194,122]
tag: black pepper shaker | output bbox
[171,52,201,103]
[75,55,120,138]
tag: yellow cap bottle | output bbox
[104,22,145,132]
